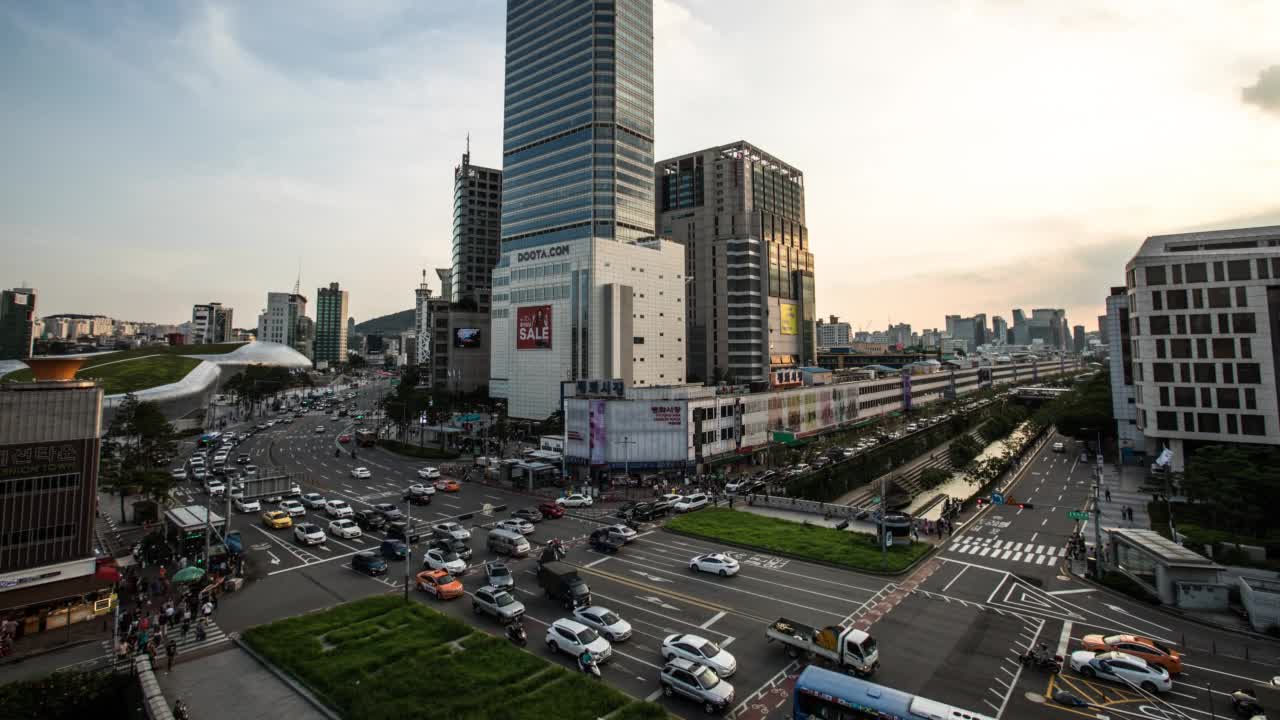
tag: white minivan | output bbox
[673,494,709,513]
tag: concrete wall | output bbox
[1239,576,1280,632]
[1174,581,1230,611]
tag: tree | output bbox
[102,393,178,521]
[949,435,983,469]
[919,467,951,490]
[1181,444,1278,536]
[1040,373,1114,441]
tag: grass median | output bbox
[667,508,930,573]
[242,595,669,720]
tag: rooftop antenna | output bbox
[464,133,471,165]
[293,260,301,296]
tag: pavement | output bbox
[155,645,329,720]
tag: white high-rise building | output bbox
[256,292,309,358]
[190,302,233,344]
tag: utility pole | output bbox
[404,481,413,602]
[880,473,888,570]
[1093,461,1105,580]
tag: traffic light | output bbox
[975,497,987,506]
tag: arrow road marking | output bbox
[630,570,671,583]
[1103,603,1173,632]
[267,551,281,566]
[637,595,680,611]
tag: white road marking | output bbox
[1046,588,1096,596]
[584,556,612,569]
[942,565,968,593]
[1028,533,1038,544]
[1056,620,1073,657]
[699,611,727,629]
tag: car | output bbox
[422,548,467,575]
[330,415,341,422]
[662,633,737,677]
[435,478,460,492]
[512,507,543,523]
[661,658,735,714]
[351,551,388,576]
[284,482,302,498]
[556,493,593,508]
[1052,441,1066,452]
[724,479,751,494]
[690,553,740,577]
[328,518,362,539]
[227,484,245,501]
[261,510,293,529]
[206,480,226,497]
[279,499,306,517]
[294,523,326,546]
[350,467,371,479]
[234,496,261,513]
[429,537,473,561]
[380,538,408,560]
[653,493,682,512]
[170,467,187,481]
[416,569,465,599]
[372,503,403,522]
[619,501,666,521]
[314,426,325,434]
[352,509,387,531]
[1080,634,1183,674]
[417,466,441,479]
[604,524,638,544]
[324,499,354,519]
[545,618,612,663]
[537,501,565,519]
[386,521,422,543]
[495,518,535,535]
[301,493,327,509]
[589,529,623,554]
[432,521,471,541]
[472,585,525,622]
[337,434,352,443]
[573,606,632,642]
[244,465,258,477]
[402,488,433,506]
[673,494,710,513]
[236,454,250,465]
[407,482,436,496]
[1069,651,1172,693]
[485,562,515,590]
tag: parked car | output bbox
[545,618,612,662]
[293,523,326,546]
[556,493,593,508]
[380,539,408,560]
[328,518,362,539]
[573,606,632,642]
[432,521,471,542]
[660,658,735,715]
[386,521,421,543]
[472,585,525,622]
[430,537,473,561]
[690,553,740,577]
[662,633,737,677]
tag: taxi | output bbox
[1080,633,1183,673]
[261,510,293,530]
[415,569,464,600]
[435,478,461,493]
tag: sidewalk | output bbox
[1096,463,1152,531]
[156,645,328,720]
[733,503,948,547]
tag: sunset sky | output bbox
[3,1,1279,333]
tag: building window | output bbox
[1241,414,1266,436]
[1192,288,1204,309]
[1213,261,1225,281]
[1170,339,1191,358]
[1149,316,1171,335]
[1185,263,1208,283]
[1226,414,1239,434]
[1227,259,1251,281]
[1207,287,1231,308]
[1196,338,1208,358]
[1166,289,1188,310]
[1193,363,1216,383]
[1241,337,1252,358]
[1156,411,1177,431]
[1174,387,1196,407]
[1217,387,1240,408]
[1145,266,1167,286]
[1245,388,1257,410]
[1155,339,1166,358]
[1232,313,1256,333]
[1238,363,1262,384]
[1172,264,1183,283]
[1222,363,1235,383]
[1189,314,1212,334]
[1211,338,1236,359]
[1257,258,1270,279]
[1151,292,1163,311]
[1158,386,1170,406]
[1236,286,1249,307]
[1152,362,1174,382]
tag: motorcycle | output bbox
[1018,645,1063,674]
[1230,688,1262,718]
[578,652,601,679]
[506,622,527,647]
[173,700,190,720]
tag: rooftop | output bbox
[1109,528,1223,568]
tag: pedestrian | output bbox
[201,599,213,619]
[165,639,177,672]
[1105,487,1112,502]
[194,619,207,642]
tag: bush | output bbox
[0,669,142,720]
[919,467,951,490]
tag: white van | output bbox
[487,528,531,558]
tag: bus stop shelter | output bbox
[1107,527,1227,609]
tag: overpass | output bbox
[1010,386,1069,400]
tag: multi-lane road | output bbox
[127,381,1280,719]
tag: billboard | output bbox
[780,303,798,335]
[453,327,482,348]
[516,305,552,350]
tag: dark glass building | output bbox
[452,151,502,310]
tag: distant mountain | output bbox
[353,309,415,337]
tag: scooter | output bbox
[1018,645,1063,674]
[506,622,527,647]
[1230,688,1262,718]
[578,652,601,679]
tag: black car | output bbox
[429,537,473,561]
[589,529,623,554]
[512,507,543,523]
[372,503,403,522]
[621,501,666,522]
[402,488,432,506]
[353,510,387,531]
[351,551,388,576]
[386,521,422,543]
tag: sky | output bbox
[3,1,1279,333]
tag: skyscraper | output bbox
[189,302,233,344]
[992,316,1008,346]
[656,141,816,384]
[451,150,502,310]
[314,282,350,366]
[0,288,36,360]
[490,0,685,419]
[256,292,310,359]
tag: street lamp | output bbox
[404,480,415,602]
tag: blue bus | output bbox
[793,666,995,720]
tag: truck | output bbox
[766,617,879,676]
[355,430,377,447]
[537,561,591,610]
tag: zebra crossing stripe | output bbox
[979,547,991,556]
[1037,555,1050,565]
[966,545,980,555]
[1012,542,1024,552]
[1012,552,1023,562]
[1000,550,1013,560]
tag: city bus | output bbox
[793,666,995,720]
[355,429,377,447]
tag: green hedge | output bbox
[0,668,143,719]
[242,596,669,720]
[667,508,930,573]
[378,439,461,460]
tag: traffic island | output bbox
[666,508,930,573]
[241,595,669,720]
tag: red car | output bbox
[537,501,565,519]
[337,434,352,443]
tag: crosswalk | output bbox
[946,536,1066,566]
[103,618,229,665]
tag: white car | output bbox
[417,466,441,479]
[279,499,306,517]
[407,483,436,496]
[285,482,302,497]
[324,499,354,519]
[423,548,467,575]
[556,493,593,508]
[1069,651,1171,693]
[315,426,326,434]
[673,494,710,513]
[170,467,187,481]
[495,518,535,535]
[244,465,259,477]
[206,480,226,497]
[690,553,740,577]
[573,606,632,642]
[301,493,327,509]
[1052,441,1066,452]
[293,523,326,546]
[604,524,638,544]
[432,521,471,541]
[234,496,260,513]
[545,618,612,662]
[662,633,737,677]
[350,467,371,479]
[328,519,362,539]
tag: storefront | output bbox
[0,559,117,640]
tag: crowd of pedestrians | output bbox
[113,557,226,675]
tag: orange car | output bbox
[415,569,464,600]
[1081,634,1183,673]
[434,478,461,493]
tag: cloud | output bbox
[1242,64,1280,114]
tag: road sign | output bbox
[772,430,798,445]
[1068,510,1090,521]
[991,492,1005,505]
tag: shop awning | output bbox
[0,574,112,612]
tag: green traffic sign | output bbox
[1068,510,1090,521]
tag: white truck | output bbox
[766,618,879,676]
